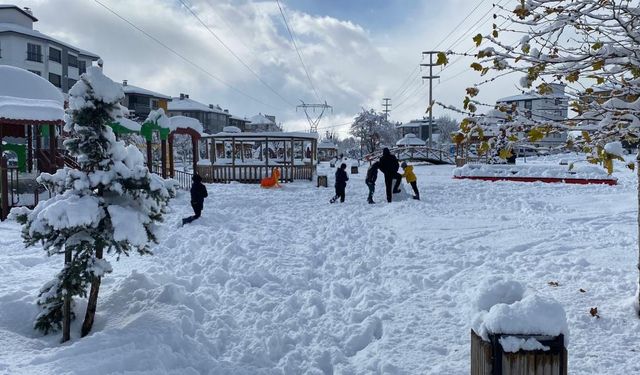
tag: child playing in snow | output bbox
[400,161,420,200]
[365,161,379,204]
[330,163,349,203]
[182,174,208,225]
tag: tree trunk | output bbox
[81,247,103,337]
[61,248,72,343]
[637,150,640,317]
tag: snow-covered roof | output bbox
[168,97,228,114]
[229,115,249,122]
[205,131,317,140]
[170,115,204,134]
[317,140,338,149]
[398,120,428,128]
[0,23,99,59]
[112,116,141,132]
[122,83,171,100]
[0,5,38,21]
[248,114,275,125]
[497,92,567,102]
[396,133,426,146]
[0,66,65,123]
[222,126,241,133]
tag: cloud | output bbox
[20,0,521,137]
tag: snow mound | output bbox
[454,163,612,180]
[499,336,550,353]
[604,141,625,158]
[472,279,568,343]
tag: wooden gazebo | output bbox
[200,131,318,183]
[0,66,65,220]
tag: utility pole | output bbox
[382,98,391,121]
[421,51,440,149]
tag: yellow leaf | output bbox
[452,133,465,144]
[537,83,553,95]
[499,149,513,159]
[627,162,635,171]
[470,62,483,71]
[466,87,479,97]
[436,52,448,66]
[603,158,614,175]
[566,71,580,82]
[592,60,605,70]
[592,41,603,50]
[492,30,499,38]
[478,142,491,155]
[581,131,592,143]
[473,33,483,47]
[528,128,545,142]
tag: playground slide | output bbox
[260,168,281,188]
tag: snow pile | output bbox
[222,125,241,133]
[604,141,625,158]
[454,163,613,180]
[0,65,65,122]
[396,133,426,146]
[145,108,172,130]
[171,116,204,134]
[472,278,568,345]
[499,336,550,353]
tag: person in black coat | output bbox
[182,174,208,225]
[365,161,379,204]
[330,163,349,203]
[378,148,402,202]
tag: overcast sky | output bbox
[22,0,521,137]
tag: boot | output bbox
[330,196,337,203]
[368,198,375,204]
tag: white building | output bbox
[397,118,439,142]
[496,83,569,123]
[0,5,100,93]
[246,113,281,133]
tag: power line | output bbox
[92,0,282,110]
[432,0,489,51]
[178,0,296,107]
[276,0,321,102]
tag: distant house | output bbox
[120,80,171,120]
[397,119,439,142]
[167,93,230,134]
[246,113,282,132]
[0,5,100,93]
[228,115,250,132]
[496,83,569,123]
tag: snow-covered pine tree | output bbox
[12,66,175,342]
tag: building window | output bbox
[555,98,562,106]
[49,47,61,63]
[27,43,42,62]
[68,54,78,68]
[524,100,532,110]
[49,73,61,88]
[151,99,159,110]
[28,70,41,76]
[68,78,77,89]
[78,60,87,75]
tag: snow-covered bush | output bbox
[11,67,174,341]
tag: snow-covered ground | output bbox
[1,154,640,374]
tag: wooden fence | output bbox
[197,164,315,184]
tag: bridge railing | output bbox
[363,146,455,165]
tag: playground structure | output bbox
[317,139,338,162]
[199,131,318,183]
[0,66,66,220]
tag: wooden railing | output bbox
[364,146,455,165]
[172,170,193,190]
[197,164,315,184]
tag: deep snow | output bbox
[1,154,640,374]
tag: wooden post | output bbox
[27,125,33,173]
[168,134,175,178]
[241,141,245,163]
[146,139,153,172]
[265,137,269,167]
[192,136,199,175]
[211,138,216,165]
[49,124,56,168]
[0,157,8,221]
[160,138,167,178]
[231,137,236,181]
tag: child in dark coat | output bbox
[365,161,379,204]
[182,174,208,225]
[330,163,349,203]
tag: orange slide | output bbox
[260,168,282,188]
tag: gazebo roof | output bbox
[170,115,204,134]
[0,66,65,124]
[204,131,318,141]
[396,133,426,146]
